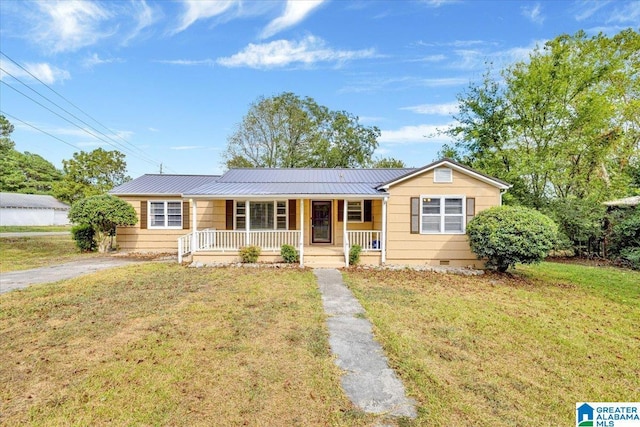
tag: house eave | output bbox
[184,193,388,200]
[378,159,511,190]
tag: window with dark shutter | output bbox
[225,200,233,230]
[466,197,475,225]
[337,200,344,222]
[364,200,372,222]
[182,201,190,229]
[288,200,296,230]
[140,200,147,229]
[410,197,419,234]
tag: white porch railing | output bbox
[347,230,382,252]
[178,229,380,263]
[178,229,301,262]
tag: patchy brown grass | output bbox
[0,264,376,426]
[343,265,640,426]
[0,234,94,273]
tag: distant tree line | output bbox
[440,28,639,259]
[0,114,130,204]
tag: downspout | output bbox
[191,199,198,254]
[381,196,388,265]
[299,199,304,267]
[344,198,348,268]
[499,189,507,206]
[246,200,251,246]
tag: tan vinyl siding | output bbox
[385,168,501,267]
[116,197,220,253]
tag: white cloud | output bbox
[607,1,640,23]
[173,0,237,34]
[170,145,204,150]
[420,0,460,7]
[521,3,545,25]
[0,59,70,84]
[401,102,458,116]
[156,59,216,66]
[82,53,123,69]
[379,123,454,145]
[574,0,611,21]
[339,76,468,94]
[260,0,326,39]
[123,0,159,44]
[33,0,113,53]
[217,35,376,69]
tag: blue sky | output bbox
[1,0,638,177]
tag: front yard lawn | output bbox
[0,264,371,426]
[0,234,92,273]
[344,263,639,426]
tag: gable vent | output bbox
[434,167,452,183]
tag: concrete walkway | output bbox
[313,269,417,419]
[0,257,142,294]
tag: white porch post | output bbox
[299,199,304,267]
[191,199,198,254]
[246,201,251,246]
[381,196,388,264]
[343,198,348,268]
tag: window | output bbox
[347,200,363,222]
[149,201,182,228]
[235,201,287,230]
[420,196,464,233]
[434,167,452,183]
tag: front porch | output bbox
[178,228,383,267]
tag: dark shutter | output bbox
[410,197,419,234]
[288,200,297,230]
[466,198,475,226]
[364,200,372,222]
[182,201,190,229]
[140,200,147,229]
[337,200,344,222]
[225,200,233,230]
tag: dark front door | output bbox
[311,201,331,243]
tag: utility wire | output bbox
[0,51,154,161]
[0,66,162,169]
[1,110,82,150]
[0,51,177,174]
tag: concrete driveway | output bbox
[0,257,144,294]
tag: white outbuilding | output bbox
[0,192,70,226]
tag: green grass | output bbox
[343,263,640,426]
[0,265,374,426]
[0,225,71,233]
[0,234,93,273]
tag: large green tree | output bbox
[224,92,380,169]
[54,148,130,204]
[0,115,63,194]
[445,29,640,208]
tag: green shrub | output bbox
[71,223,96,252]
[619,248,640,270]
[239,245,261,263]
[608,207,640,256]
[280,244,299,263]
[467,205,558,272]
[349,244,362,265]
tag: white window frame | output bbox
[347,200,364,223]
[234,200,288,230]
[419,195,465,234]
[148,200,183,229]
[434,167,453,183]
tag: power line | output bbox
[0,110,82,150]
[0,51,177,174]
[0,51,155,162]
[0,67,162,169]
